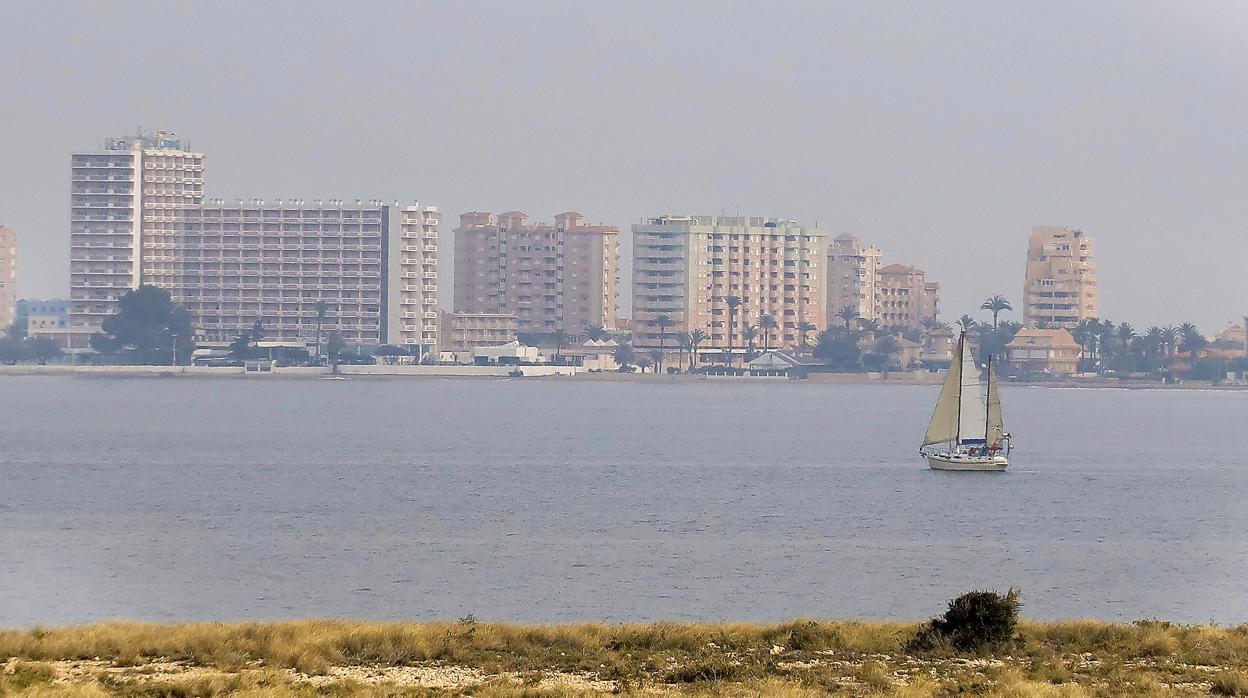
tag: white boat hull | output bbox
[925,452,1008,471]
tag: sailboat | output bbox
[920,332,1011,471]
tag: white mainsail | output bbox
[986,360,1005,447]
[957,338,987,443]
[922,335,964,446]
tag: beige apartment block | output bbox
[631,215,827,354]
[876,264,940,329]
[69,131,204,339]
[171,200,439,352]
[827,233,882,323]
[438,311,518,352]
[1023,225,1098,328]
[0,225,15,330]
[453,211,619,335]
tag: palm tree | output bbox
[759,313,778,352]
[837,305,860,330]
[797,321,816,351]
[1143,326,1166,372]
[1073,319,1099,367]
[551,328,567,364]
[874,334,901,370]
[956,314,977,334]
[585,324,607,341]
[1180,322,1207,358]
[653,314,672,372]
[1114,322,1136,369]
[858,318,880,336]
[313,301,327,363]
[723,296,742,356]
[648,348,664,374]
[679,332,695,371]
[979,295,1013,329]
[1162,325,1181,359]
[689,328,708,368]
[743,325,760,357]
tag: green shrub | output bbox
[909,588,1022,652]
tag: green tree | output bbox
[374,344,402,365]
[326,332,347,373]
[979,295,1013,329]
[92,285,194,365]
[0,335,30,364]
[870,334,901,371]
[635,354,653,373]
[956,315,977,334]
[25,337,63,365]
[813,329,861,371]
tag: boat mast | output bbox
[985,355,992,446]
[954,332,963,447]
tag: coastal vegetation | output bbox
[4,612,1248,696]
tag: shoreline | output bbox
[2,618,1245,696]
[1,363,1246,391]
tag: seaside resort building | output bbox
[631,215,828,358]
[453,211,619,335]
[69,132,439,355]
[1022,225,1098,328]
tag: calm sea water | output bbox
[1,375,1245,627]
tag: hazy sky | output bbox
[2,1,1245,332]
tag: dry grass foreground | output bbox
[2,618,1248,696]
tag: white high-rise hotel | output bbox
[69,132,439,353]
[69,132,203,337]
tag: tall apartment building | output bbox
[876,264,940,328]
[171,200,439,351]
[69,131,204,339]
[827,233,882,323]
[631,215,827,353]
[1023,225,1097,328]
[0,225,16,330]
[453,211,619,334]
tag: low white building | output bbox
[474,341,542,365]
